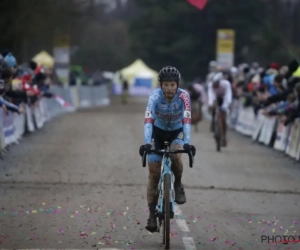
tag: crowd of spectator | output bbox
[206,59,300,126]
[0,51,54,116]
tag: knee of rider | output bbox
[170,154,183,166]
[171,163,183,178]
[170,143,183,161]
[149,172,160,185]
[148,164,161,183]
[170,153,178,162]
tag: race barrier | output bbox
[0,85,110,158]
[3,83,299,161]
[203,99,300,161]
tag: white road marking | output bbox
[176,218,190,232]
[182,237,197,250]
[175,204,197,250]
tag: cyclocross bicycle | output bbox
[141,141,195,249]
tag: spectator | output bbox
[121,75,129,104]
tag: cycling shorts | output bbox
[216,96,224,107]
[148,126,184,163]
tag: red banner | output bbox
[187,0,208,10]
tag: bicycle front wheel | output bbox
[215,125,221,152]
[214,109,222,152]
[164,173,170,249]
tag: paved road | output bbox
[0,97,299,250]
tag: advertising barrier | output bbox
[0,85,110,158]
[203,99,300,160]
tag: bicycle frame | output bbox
[156,150,175,223]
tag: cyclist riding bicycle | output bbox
[139,66,193,233]
[208,72,232,147]
[187,82,206,130]
[187,81,207,105]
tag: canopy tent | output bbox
[32,50,55,68]
[112,59,159,95]
[119,59,158,86]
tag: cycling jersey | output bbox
[208,79,232,110]
[206,72,216,84]
[144,88,191,145]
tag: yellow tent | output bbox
[118,59,158,87]
[32,50,55,68]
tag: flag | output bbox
[54,95,72,108]
[187,0,208,10]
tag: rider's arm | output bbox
[0,97,19,112]
[207,82,215,106]
[179,91,191,144]
[222,80,233,110]
[143,92,158,144]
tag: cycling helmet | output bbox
[4,53,17,67]
[212,72,223,82]
[158,66,181,83]
[230,66,238,75]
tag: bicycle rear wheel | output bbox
[163,174,171,249]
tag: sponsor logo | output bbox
[156,111,182,119]
[178,132,184,140]
[145,110,152,118]
[172,102,179,109]
[158,103,168,110]
[184,111,191,118]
